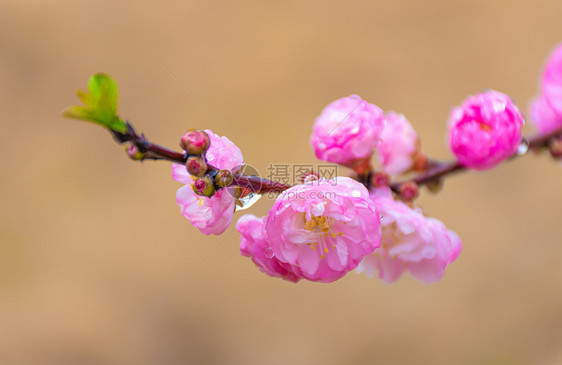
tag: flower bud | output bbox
[310,95,384,165]
[398,181,419,201]
[371,171,390,187]
[412,152,428,172]
[192,175,215,197]
[448,90,524,170]
[215,169,234,187]
[549,137,562,159]
[125,143,145,160]
[186,155,208,177]
[180,129,210,155]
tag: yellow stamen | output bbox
[305,215,330,232]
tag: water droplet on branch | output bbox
[517,139,529,155]
[235,192,262,211]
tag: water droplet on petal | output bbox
[517,139,529,155]
[235,192,262,211]
[264,247,274,259]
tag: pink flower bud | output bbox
[185,155,208,177]
[377,112,420,175]
[310,95,385,165]
[448,90,524,170]
[180,129,210,155]
[265,177,382,283]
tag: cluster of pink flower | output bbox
[171,43,562,284]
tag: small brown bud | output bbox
[125,144,145,161]
[186,155,208,177]
[412,152,428,172]
[549,138,562,159]
[398,181,419,201]
[371,171,390,187]
[192,175,215,197]
[180,129,210,155]
[215,169,234,187]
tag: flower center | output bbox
[478,122,492,132]
[304,215,345,259]
[304,215,330,232]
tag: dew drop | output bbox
[517,139,529,155]
[235,192,262,211]
[264,247,274,258]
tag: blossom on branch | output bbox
[264,177,382,283]
[65,43,562,286]
[448,90,524,170]
[357,187,462,284]
[310,95,385,165]
[376,111,421,175]
[171,129,243,235]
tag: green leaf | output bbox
[63,73,127,134]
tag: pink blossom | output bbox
[529,95,561,134]
[377,112,420,175]
[529,43,562,134]
[357,187,461,284]
[448,90,524,170]
[265,177,382,283]
[171,129,243,235]
[237,215,301,283]
[310,95,385,165]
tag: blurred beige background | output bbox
[1,1,562,364]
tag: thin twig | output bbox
[113,121,562,196]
